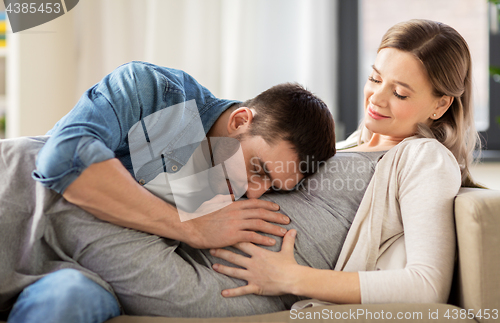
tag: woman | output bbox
[209,18,478,305]
[2,19,477,321]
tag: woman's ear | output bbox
[431,95,454,120]
[227,107,255,136]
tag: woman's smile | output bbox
[367,105,390,120]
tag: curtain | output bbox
[7,0,337,137]
[74,0,337,115]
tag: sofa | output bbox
[1,188,498,323]
[103,187,500,323]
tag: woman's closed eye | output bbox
[369,75,409,100]
[393,90,408,100]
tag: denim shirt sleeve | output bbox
[32,61,193,194]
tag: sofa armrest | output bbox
[454,188,500,322]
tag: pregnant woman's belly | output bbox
[196,150,384,271]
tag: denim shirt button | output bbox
[139,179,146,185]
[171,165,178,172]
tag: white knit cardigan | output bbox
[334,136,461,304]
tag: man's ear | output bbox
[227,107,255,136]
[431,95,454,120]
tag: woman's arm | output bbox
[357,140,461,303]
[211,139,461,304]
[210,230,361,303]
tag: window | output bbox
[337,0,498,157]
[485,2,500,152]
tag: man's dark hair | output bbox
[239,83,335,175]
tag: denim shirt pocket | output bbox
[128,99,205,181]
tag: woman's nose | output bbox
[370,86,388,107]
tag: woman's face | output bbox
[363,48,443,141]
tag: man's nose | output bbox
[246,180,272,199]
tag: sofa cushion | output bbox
[107,303,477,322]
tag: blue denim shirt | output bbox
[32,61,240,194]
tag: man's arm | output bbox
[63,158,290,249]
[34,62,288,248]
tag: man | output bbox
[4,61,335,322]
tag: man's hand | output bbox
[184,198,289,249]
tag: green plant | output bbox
[0,114,5,134]
[491,66,500,83]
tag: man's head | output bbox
[224,83,336,198]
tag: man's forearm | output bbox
[63,158,291,249]
[63,158,192,242]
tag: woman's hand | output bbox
[210,229,300,297]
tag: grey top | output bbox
[0,137,385,318]
[200,150,385,270]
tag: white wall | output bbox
[470,163,500,190]
[7,9,78,137]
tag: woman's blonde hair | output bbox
[359,19,480,186]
